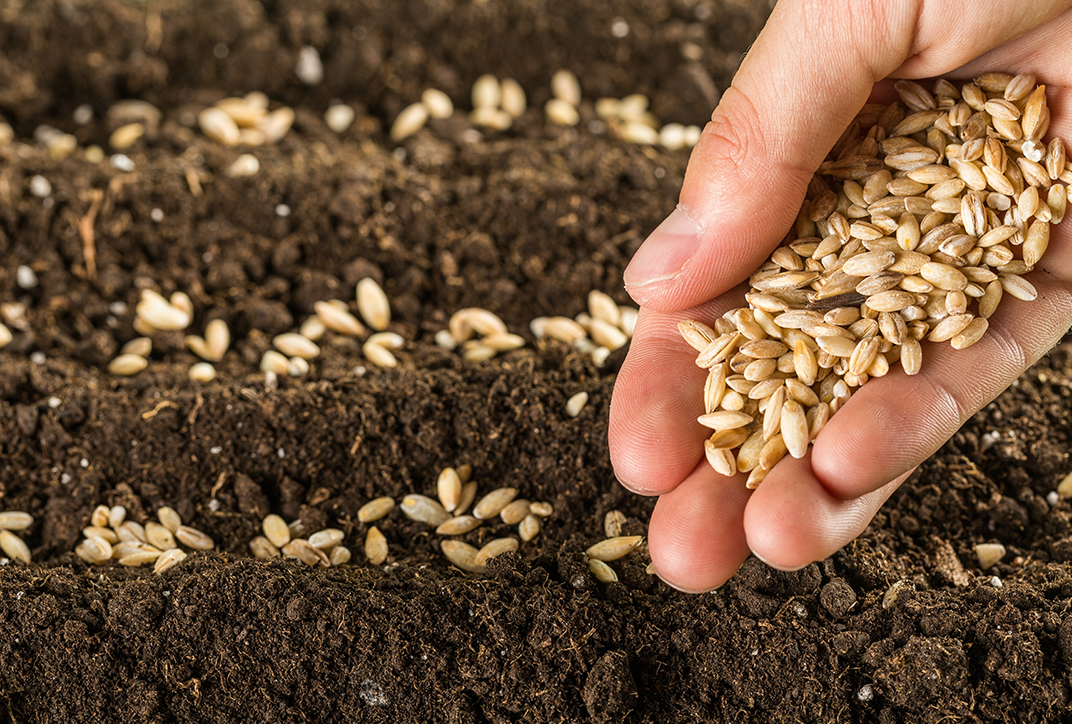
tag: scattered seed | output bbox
[76,536,113,564]
[365,526,388,565]
[285,539,328,567]
[0,530,31,564]
[263,514,291,548]
[545,98,579,126]
[0,512,33,531]
[566,391,589,418]
[109,505,127,529]
[455,481,479,516]
[390,102,429,142]
[603,510,627,539]
[358,497,395,524]
[273,333,319,360]
[500,500,531,526]
[314,301,365,337]
[975,542,1006,569]
[175,525,215,550]
[330,546,351,566]
[308,528,344,550]
[145,521,176,550]
[551,69,581,106]
[472,488,518,520]
[586,535,642,562]
[420,88,453,119]
[91,505,111,528]
[249,536,280,559]
[108,354,148,376]
[500,78,527,118]
[356,278,391,331]
[188,362,216,382]
[84,525,118,544]
[363,342,398,368]
[471,75,502,109]
[227,153,260,177]
[530,502,554,517]
[474,537,519,566]
[588,558,618,583]
[436,515,482,535]
[198,107,241,145]
[154,547,187,574]
[401,494,450,526]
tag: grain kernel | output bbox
[474,537,519,566]
[249,536,280,559]
[401,495,450,526]
[263,514,290,548]
[365,526,388,565]
[500,499,531,526]
[273,333,319,360]
[437,467,463,512]
[176,525,215,550]
[586,536,642,562]
[0,512,33,531]
[529,502,554,517]
[519,514,542,542]
[0,530,30,564]
[356,278,391,331]
[441,540,484,573]
[308,528,344,549]
[330,546,352,566]
[589,558,618,583]
[358,497,395,523]
[566,391,589,418]
[436,516,482,535]
[145,521,177,550]
[975,542,1006,569]
[108,354,148,376]
[157,506,182,533]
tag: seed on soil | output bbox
[120,337,152,358]
[91,505,111,528]
[314,301,365,336]
[390,102,429,142]
[84,526,118,544]
[226,154,260,177]
[198,107,241,145]
[119,549,163,567]
[117,521,147,544]
[257,107,295,144]
[153,548,187,574]
[529,501,554,518]
[365,526,388,565]
[108,354,148,376]
[0,530,31,564]
[421,88,453,119]
[401,495,450,526]
[356,278,391,331]
[157,506,181,533]
[76,537,112,564]
[551,69,581,107]
[604,510,627,539]
[495,499,530,526]
[471,74,501,109]
[189,362,216,382]
[108,505,126,529]
[273,333,319,359]
[287,357,309,377]
[455,481,478,516]
[145,521,176,550]
[435,515,482,536]
[357,497,395,523]
[363,342,398,368]
[475,537,519,566]
[136,289,191,331]
[441,540,485,573]
[284,538,328,567]
[544,98,580,126]
[299,317,326,341]
[324,104,355,132]
[472,487,518,520]
[249,536,280,559]
[586,536,642,562]
[518,514,541,542]
[262,514,290,547]
[566,391,589,418]
[175,525,215,550]
[0,512,33,531]
[589,558,618,583]
[308,528,344,549]
[500,78,527,118]
[437,467,463,512]
[975,542,1006,569]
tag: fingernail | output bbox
[750,550,809,572]
[623,207,703,289]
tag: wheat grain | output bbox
[365,526,388,565]
[0,530,30,563]
[589,559,618,583]
[176,525,215,550]
[473,488,518,520]
[475,537,519,566]
[441,540,484,573]
[586,536,642,562]
[519,514,542,542]
[358,497,395,523]
[401,495,450,526]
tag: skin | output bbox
[609,0,1072,593]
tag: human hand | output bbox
[609,0,1072,593]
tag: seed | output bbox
[951,318,989,350]
[545,98,579,126]
[261,514,291,547]
[481,333,525,353]
[120,548,165,567]
[363,342,398,368]
[109,505,127,529]
[519,514,541,543]
[401,494,450,526]
[441,540,484,573]
[288,520,306,539]
[500,78,527,118]
[314,301,365,337]
[76,537,113,564]
[975,542,1006,569]
[551,69,581,106]
[501,500,532,525]
[566,391,589,418]
[365,526,388,565]
[864,290,917,312]
[450,308,508,342]
[436,516,482,535]
[704,440,737,476]
[249,536,280,559]
[471,74,501,109]
[438,467,463,512]
[455,481,479,516]
[390,102,429,142]
[927,314,974,342]
[589,558,618,583]
[198,107,241,145]
[143,521,176,551]
[470,106,512,130]
[537,316,587,344]
[0,530,30,564]
[530,502,554,517]
[1058,471,1072,498]
[108,354,148,376]
[815,335,856,358]
[999,274,1038,301]
[258,350,287,375]
[354,278,391,331]
[475,537,519,566]
[176,525,214,550]
[762,386,787,440]
[330,546,351,566]
[84,526,118,544]
[586,536,642,562]
[304,529,342,550]
[324,103,355,132]
[90,505,111,528]
[679,320,718,351]
[0,512,32,531]
[273,333,319,360]
[188,362,215,382]
[472,488,518,520]
[357,497,395,523]
[226,153,260,178]
[285,539,328,567]
[697,410,753,431]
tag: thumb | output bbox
[623,0,1069,312]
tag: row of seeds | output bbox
[74,505,213,574]
[681,73,1070,489]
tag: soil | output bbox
[1,1,1072,722]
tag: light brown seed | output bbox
[365,526,388,565]
[356,278,391,331]
[263,515,290,547]
[482,333,525,352]
[587,290,621,327]
[472,488,519,520]
[150,547,185,574]
[145,521,176,550]
[108,505,127,529]
[501,500,532,525]
[249,536,280,559]
[76,536,113,564]
[450,308,509,342]
[284,539,328,567]
[437,468,463,512]
[273,333,319,360]
[781,400,809,460]
[697,410,754,430]
[815,335,856,358]
[1023,219,1049,268]
[0,512,33,531]
[330,546,351,566]
[519,514,541,543]
[260,350,289,374]
[951,317,989,349]
[435,516,483,535]
[108,354,148,376]
[566,391,589,418]
[440,540,484,573]
[545,98,579,126]
[90,505,111,528]
[198,107,241,145]
[919,262,967,291]
[401,494,450,526]
[83,526,119,544]
[793,339,818,386]
[119,549,164,567]
[901,338,922,375]
[589,558,618,583]
[864,290,917,312]
[314,301,365,337]
[475,537,519,566]
[999,274,1038,301]
[927,314,974,342]
[0,530,31,563]
[1021,85,1048,140]
[390,102,429,142]
[308,528,344,549]
[704,441,737,476]
[586,536,642,562]
[974,542,1006,569]
[704,364,728,413]
[500,78,527,118]
[176,525,215,550]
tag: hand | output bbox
[609,0,1072,593]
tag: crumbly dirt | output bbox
[1,1,1072,722]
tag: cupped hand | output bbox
[609,0,1072,593]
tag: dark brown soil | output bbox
[1,1,1072,722]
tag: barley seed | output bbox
[589,558,618,583]
[472,488,518,520]
[365,526,388,565]
[950,317,989,349]
[285,539,329,567]
[437,467,463,512]
[108,354,148,376]
[530,502,554,518]
[455,481,479,516]
[436,516,482,535]
[305,529,343,550]
[390,103,429,142]
[401,494,450,526]
[144,521,176,551]
[84,526,118,544]
[76,537,113,564]
[176,525,214,550]
[0,530,30,564]
[108,505,126,529]
[119,549,163,567]
[519,514,541,542]
[545,99,579,126]
[441,540,484,573]
[566,391,589,418]
[975,542,1006,569]
[501,500,531,526]
[250,536,280,559]
[273,333,319,360]
[604,510,627,539]
[261,514,290,548]
[0,512,33,531]
[314,301,365,336]
[357,497,394,524]
[500,78,527,118]
[355,278,391,331]
[189,362,216,382]
[329,546,351,566]
[199,107,241,145]
[586,536,642,562]
[471,75,501,109]
[363,342,398,368]
[475,537,519,566]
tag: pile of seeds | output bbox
[594,94,702,149]
[585,510,645,583]
[74,505,214,574]
[681,73,1070,488]
[0,511,34,564]
[197,93,295,147]
[250,515,351,567]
